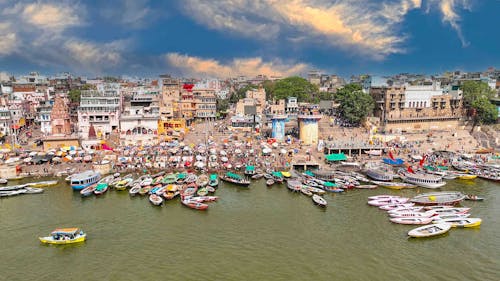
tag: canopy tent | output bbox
[245,165,255,171]
[226,172,242,180]
[325,153,347,162]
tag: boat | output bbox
[355,184,377,189]
[363,166,394,181]
[431,213,470,222]
[162,174,178,184]
[0,189,27,197]
[115,178,133,191]
[39,228,86,245]
[390,217,433,225]
[206,186,216,193]
[244,165,256,176]
[368,197,409,207]
[70,170,101,190]
[410,192,466,206]
[23,187,44,194]
[379,203,415,211]
[300,186,313,196]
[209,174,219,187]
[26,180,58,187]
[140,177,153,187]
[139,185,151,196]
[196,174,209,187]
[432,207,470,215]
[387,207,424,214]
[181,198,209,210]
[197,187,208,196]
[281,171,291,178]
[181,185,198,198]
[456,173,477,180]
[149,194,163,206]
[272,172,284,183]
[399,171,446,189]
[465,194,484,201]
[80,183,97,197]
[286,180,302,192]
[251,173,264,180]
[312,194,327,207]
[266,179,275,186]
[433,218,482,228]
[129,183,141,196]
[0,184,27,192]
[408,222,452,238]
[368,195,402,201]
[220,172,250,186]
[0,178,8,184]
[371,181,416,190]
[389,210,437,218]
[307,186,326,195]
[93,183,109,195]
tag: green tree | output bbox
[230,84,256,104]
[68,89,81,103]
[462,80,495,106]
[271,76,319,102]
[471,96,498,124]
[334,83,374,124]
[216,98,229,112]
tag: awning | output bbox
[325,153,347,162]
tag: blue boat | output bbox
[382,158,405,166]
[70,170,101,190]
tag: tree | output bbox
[68,89,81,103]
[230,84,256,104]
[335,83,374,124]
[462,80,495,106]
[471,96,498,124]
[216,98,229,112]
[271,76,319,102]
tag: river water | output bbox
[0,177,498,281]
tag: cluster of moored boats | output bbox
[367,191,482,238]
[0,180,57,198]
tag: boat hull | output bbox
[39,234,86,245]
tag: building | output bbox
[370,82,463,132]
[245,86,266,114]
[36,101,52,136]
[235,98,258,116]
[159,75,181,120]
[193,89,217,120]
[50,95,71,136]
[119,94,160,145]
[285,97,299,116]
[268,99,285,115]
[77,84,121,140]
[0,107,11,137]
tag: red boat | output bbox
[181,199,208,210]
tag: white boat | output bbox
[432,207,470,215]
[368,197,409,207]
[410,192,466,206]
[149,194,163,206]
[399,171,446,189]
[388,206,424,213]
[70,170,101,191]
[312,194,327,207]
[140,177,153,187]
[433,218,482,228]
[389,210,437,218]
[408,222,452,238]
[390,217,433,225]
[368,195,402,201]
[129,183,141,196]
[431,213,470,223]
[379,203,415,211]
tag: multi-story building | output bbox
[0,107,11,137]
[235,98,258,116]
[370,82,463,132]
[285,97,299,116]
[50,95,71,136]
[193,89,217,120]
[120,94,160,145]
[36,101,53,136]
[245,86,266,114]
[159,75,181,120]
[78,84,121,140]
[268,99,285,115]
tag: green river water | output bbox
[0,177,498,281]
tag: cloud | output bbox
[64,40,124,68]
[100,0,153,29]
[165,53,308,78]
[181,0,425,58]
[431,0,470,46]
[21,2,82,32]
[0,22,17,56]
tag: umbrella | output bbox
[220,150,227,156]
[221,157,228,162]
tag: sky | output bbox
[0,0,498,79]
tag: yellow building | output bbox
[298,115,322,145]
[158,119,188,140]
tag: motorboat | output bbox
[39,228,86,245]
[70,170,100,191]
[408,223,452,238]
[433,218,482,228]
[399,171,446,189]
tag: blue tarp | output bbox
[382,158,405,165]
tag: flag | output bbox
[101,143,113,151]
[407,166,415,174]
[419,155,427,167]
[388,151,395,160]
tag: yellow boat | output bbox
[26,180,58,187]
[39,228,86,245]
[457,174,477,180]
[281,171,291,178]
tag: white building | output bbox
[0,107,11,137]
[404,82,444,109]
[36,101,52,135]
[119,94,160,145]
[78,84,121,140]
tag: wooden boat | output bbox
[70,170,101,191]
[266,179,275,186]
[281,171,291,178]
[80,183,97,197]
[196,174,209,187]
[139,185,151,196]
[140,177,153,187]
[433,218,482,228]
[129,183,141,196]
[355,184,377,189]
[431,213,470,223]
[0,189,27,197]
[390,217,433,225]
[197,187,208,196]
[312,194,327,207]
[286,180,302,192]
[399,171,446,189]
[93,183,109,195]
[115,178,133,191]
[456,173,477,180]
[364,168,394,182]
[368,197,409,207]
[182,185,198,198]
[149,194,163,206]
[263,173,273,180]
[181,198,209,210]
[39,228,86,245]
[408,222,451,238]
[24,187,44,194]
[465,194,484,201]
[251,173,264,180]
[410,192,465,206]
[208,174,219,187]
[0,178,8,184]
[162,173,178,184]
[26,180,58,188]
[220,172,250,186]
[389,210,437,218]
[300,186,313,196]
[206,186,216,193]
[379,203,415,211]
[371,180,416,190]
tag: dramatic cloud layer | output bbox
[165,53,308,78]
[430,0,470,46]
